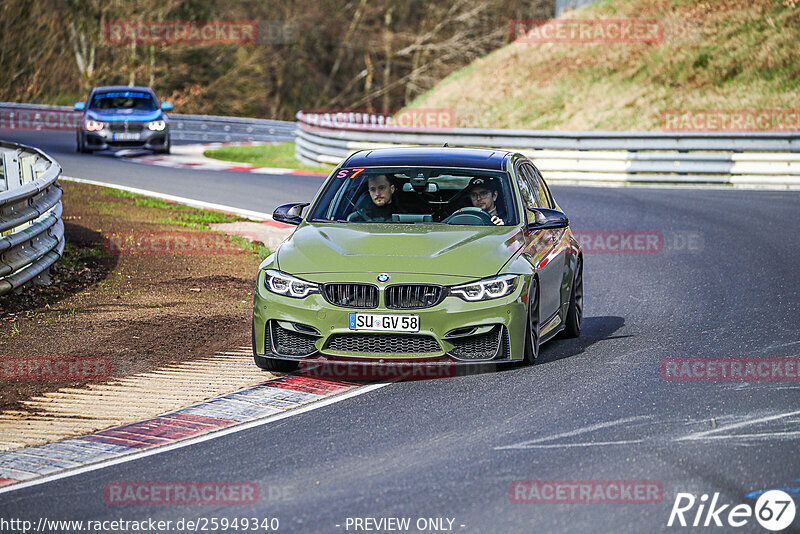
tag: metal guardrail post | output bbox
[2,151,21,191]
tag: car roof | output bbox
[90,86,156,96]
[343,147,510,171]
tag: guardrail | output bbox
[295,111,800,188]
[0,102,296,143]
[0,142,64,296]
[171,113,295,143]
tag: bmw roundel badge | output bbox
[377,273,390,283]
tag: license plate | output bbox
[113,132,140,141]
[348,313,419,332]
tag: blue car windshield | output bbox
[308,167,518,226]
[89,91,157,111]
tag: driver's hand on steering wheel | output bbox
[491,216,504,226]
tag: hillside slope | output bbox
[408,0,800,130]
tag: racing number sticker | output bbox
[336,168,365,179]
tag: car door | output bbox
[515,160,561,325]
[523,162,571,330]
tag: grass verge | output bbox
[204,142,331,174]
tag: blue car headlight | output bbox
[147,119,167,131]
[264,270,319,298]
[450,274,519,302]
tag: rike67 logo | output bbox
[668,491,796,531]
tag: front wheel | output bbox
[154,135,170,154]
[254,354,299,372]
[523,277,540,365]
[562,256,583,338]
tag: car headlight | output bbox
[84,120,104,131]
[264,269,319,298]
[147,120,167,131]
[450,274,519,302]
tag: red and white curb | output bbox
[0,375,384,493]
[123,142,328,176]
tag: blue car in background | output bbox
[74,86,173,154]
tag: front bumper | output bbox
[252,271,530,364]
[81,127,169,151]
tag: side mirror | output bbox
[273,202,309,226]
[73,102,85,111]
[161,101,173,111]
[526,208,569,231]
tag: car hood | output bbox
[86,109,163,122]
[277,223,524,279]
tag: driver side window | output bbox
[515,163,539,225]
[515,164,536,211]
[523,163,552,209]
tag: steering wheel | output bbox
[347,210,365,222]
[441,207,495,226]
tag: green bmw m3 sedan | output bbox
[252,147,583,372]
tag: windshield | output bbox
[308,167,518,226]
[89,91,158,111]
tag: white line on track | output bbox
[60,176,273,221]
[501,439,648,449]
[676,409,800,440]
[760,339,800,352]
[0,382,390,495]
[494,415,651,450]
[494,410,800,450]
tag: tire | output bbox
[254,354,299,372]
[252,320,299,372]
[155,135,170,154]
[76,134,86,153]
[563,256,583,338]
[523,277,540,365]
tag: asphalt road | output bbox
[2,131,800,533]
[3,131,326,212]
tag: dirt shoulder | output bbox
[0,182,269,412]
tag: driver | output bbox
[466,177,505,225]
[349,174,404,222]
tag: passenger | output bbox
[466,177,506,225]
[349,174,404,222]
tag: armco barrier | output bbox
[0,102,296,143]
[0,142,64,296]
[294,111,800,188]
